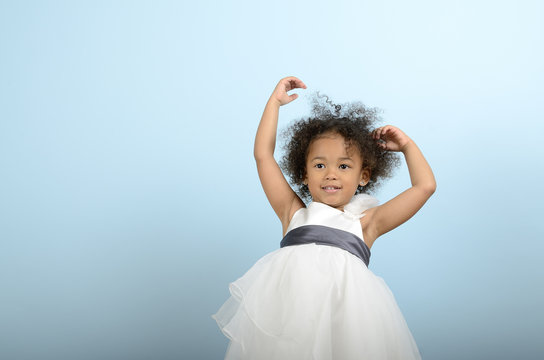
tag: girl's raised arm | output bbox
[364,125,437,242]
[254,77,306,231]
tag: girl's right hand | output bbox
[270,76,307,106]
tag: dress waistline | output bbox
[280,225,371,267]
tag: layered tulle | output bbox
[212,243,421,360]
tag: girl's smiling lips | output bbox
[322,185,341,193]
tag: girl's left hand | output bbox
[372,125,412,152]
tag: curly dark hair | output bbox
[279,91,401,202]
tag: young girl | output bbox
[212,76,436,360]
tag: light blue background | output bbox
[1,1,542,359]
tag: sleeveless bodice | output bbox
[280,194,379,266]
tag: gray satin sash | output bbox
[280,225,371,267]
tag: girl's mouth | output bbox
[322,186,341,193]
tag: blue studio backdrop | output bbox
[1,1,543,359]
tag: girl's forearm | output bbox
[401,140,437,192]
[254,97,281,160]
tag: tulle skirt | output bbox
[212,243,421,360]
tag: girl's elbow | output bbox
[425,182,437,195]
[416,182,436,197]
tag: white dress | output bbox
[212,194,421,360]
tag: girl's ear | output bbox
[360,168,371,186]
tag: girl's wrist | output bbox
[400,139,415,153]
[269,99,281,108]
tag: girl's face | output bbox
[303,132,370,211]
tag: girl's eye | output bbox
[339,164,350,169]
[315,164,325,169]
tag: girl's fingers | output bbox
[291,80,306,90]
[373,126,407,152]
[380,126,394,139]
[283,76,307,90]
[373,125,395,140]
[291,77,306,88]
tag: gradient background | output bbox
[1,1,543,359]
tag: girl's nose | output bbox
[325,170,337,180]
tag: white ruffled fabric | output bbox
[342,193,380,220]
[212,194,421,360]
